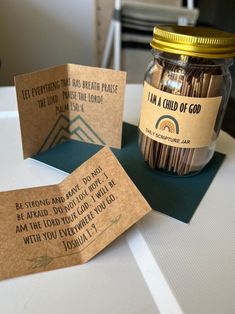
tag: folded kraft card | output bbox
[0,148,151,281]
[15,64,126,158]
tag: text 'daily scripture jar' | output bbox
[138,25,235,176]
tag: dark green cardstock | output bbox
[33,123,225,223]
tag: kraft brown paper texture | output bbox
[139,81,222,149]
[14,64,126,158]
[0,147,151,281]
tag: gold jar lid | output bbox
[151,25,235,58]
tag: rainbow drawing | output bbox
[156,115,179,134]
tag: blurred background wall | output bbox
[197,0,235,98]
[0,0,96,85]
[1,0,235,89]
[0,0,234,135]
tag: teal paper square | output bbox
[33,123,225,223]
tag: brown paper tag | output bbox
[0,147,151,281]
[139,81,222,148]
[14,64,126,158]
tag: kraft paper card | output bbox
[0,147,151,281]
[15,64,126,158]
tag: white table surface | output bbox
[0,85,234,314]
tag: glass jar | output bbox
[138,25,235,176]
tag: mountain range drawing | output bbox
[38,114,105,153]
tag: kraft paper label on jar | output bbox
[139,81,222,148]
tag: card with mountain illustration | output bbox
[15,64,126,158]
[0,147,151,281]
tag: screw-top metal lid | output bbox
[151,25,235,59]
